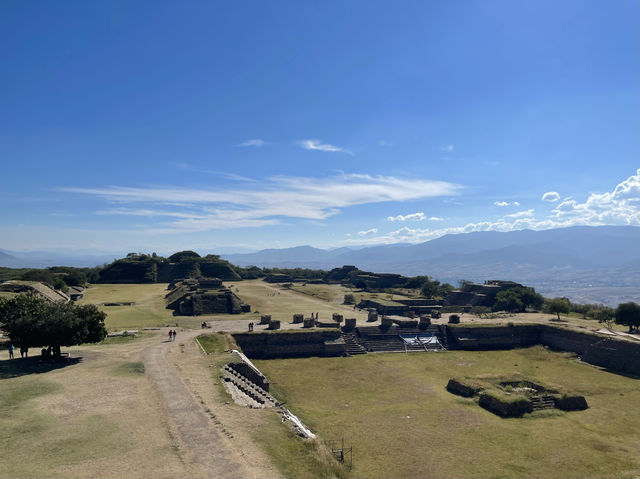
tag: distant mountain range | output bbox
[223,226,640,306]
[2,226,639,305]
[0,250,117,269]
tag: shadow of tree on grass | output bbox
[0,356,82,379]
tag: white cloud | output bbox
[551,169,640,225]
[59,174,461,233]
[378,140,392,147]
[387,212,444,222]
[542,191,560,202]
[341,170,640,246]
[441,145,454,152]
[387,212,426,221]
[506,209,535,218]
[299,139,351,154]
[494,201,520,207]
[238,139,265,147]
[358,228,378,236]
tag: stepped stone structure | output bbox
[0,281,70,303]
[165,277,249,315]
[444,280,523,307]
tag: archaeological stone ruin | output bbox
[165,277,250,315]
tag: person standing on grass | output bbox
[8,344,14,359]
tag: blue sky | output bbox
[1,0,638,255]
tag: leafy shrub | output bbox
[343,293,356,305]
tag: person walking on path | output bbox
[8,344,14,359]
[168,330,173,342]
[172,329,177,341]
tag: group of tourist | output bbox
[6,344,29,359]
[168,329,177,342]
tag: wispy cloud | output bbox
[299,139,351,154]
[59,174,461,233]
[494,201,520,207]
[506,209,535,218]
[238,139,266,147]
[378,140,392,147]
[542,191,560,202]
[358,228,378,236]
[440,145,454,152]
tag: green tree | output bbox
[516,287,544,310]
[614,302,640,333]
[545,298,570,320]
[144,263,158,283]
[0,294,107,357]
[493,289,524,313]
[168,250,201,262]
[595,307,615,328]
[343,293,356,305]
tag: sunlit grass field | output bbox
[255,346,640,479]
[76,281,371,331]
[220,280,370,324]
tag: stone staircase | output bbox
[343,333,367,355]
[355,326,408,353]
[530,395,556,410]
[352,325,447,353]
[222,364,278,408]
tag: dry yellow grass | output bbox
[256,346,640,479]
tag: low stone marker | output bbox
[448,314,460,324]
[380,316,393,328]
[259,314,271,325]
[419,315,431,328]
[344,318,356,330]
[292,313,304,324]
[367,310,378,322]
[268,319,281,330]
[332,313,344,323]
[303,318,315,328]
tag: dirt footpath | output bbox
[142,330,279,479]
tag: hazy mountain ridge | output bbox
[223,226,640,306]
[0,249,117,268]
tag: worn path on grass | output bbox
[142,330,249,479]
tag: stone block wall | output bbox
[232,330,344,359]
[446,323,640,376]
